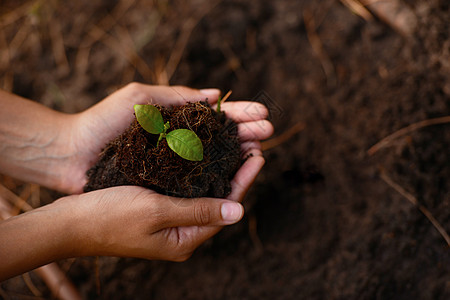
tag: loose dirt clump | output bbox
[84,102,241,198]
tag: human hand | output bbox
[67,129,269,261]
[0,181,251,280]
[61,83,273,260]
[59,83,273,194]
[63,183,249,261]
[0,84,273,278]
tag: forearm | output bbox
[0,90,78,191]
[0,198,80,281]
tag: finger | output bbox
[212,101,269,122]
[158,198,244,229]
[93,84,219,118]
[227,152,265,202]
[238,120,274,141]
[240,141,261,156]
[123,84,220,106]
[177,225,222,253]
[153,225,223,261]
[140,85,220,106]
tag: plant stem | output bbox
[156,122,170,148]
[216,90,232,112]
[156,134,163,148]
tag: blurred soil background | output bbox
[1,0,449,299]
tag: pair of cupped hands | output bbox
[0,83,273,279]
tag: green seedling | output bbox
[134,104,203,161]
[216,90,232,113]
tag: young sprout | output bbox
[216,90,232,113]
[134,104,203,161]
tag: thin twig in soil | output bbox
[339,0,374,21]
[18,184,31,205]
[303,9,336,87]
[0,182,34,212]
[261,121,305,151]
[34,264,82,300]
[0,25,14,91]
[160,17,196,85]
[97,25,155,83]
[220,90,232,104]
[80,0,136,48]
[22,272,43,297]
[75,0,137,75]
[30,184,41,208]
[48,18,70,76]
[220,41,246,80]
[367,115,450,156]
[359,0,417,37]
[115,24,156,82]
[162,0,222,83]
[0,1,34,26]
[248,213,264,254]
[380,171,450,248]
[9,21,30,55]
[0,25,10,67]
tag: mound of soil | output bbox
[84,102,241,198]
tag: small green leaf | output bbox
[166,129,203,161]
[134,104,164,134]
[216,95,222,112]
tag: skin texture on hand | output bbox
[0,89,77,193]
[0,83,274,281]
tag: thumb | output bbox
[162,198,244,228]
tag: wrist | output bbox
[0,90,83,192]
[47,113,89,194]
[0,196,81,279]
[47,195,86,258]
[61,191,113,257]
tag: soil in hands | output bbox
[84,102,241,198]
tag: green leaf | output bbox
[166,129,203,161]
[216,95,222,112]
[134,104,164,134]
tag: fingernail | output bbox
[221,202,243,223]
[200,88,220,97]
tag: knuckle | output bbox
[151,207,167,225]
[165,238,195,262]
[193,202,212,226]
[148,197,168,223]
[172,85,189,91]
[172,252,193,262]
[172,85,196,97]
[125,81,142,91]
[124,82,148,102]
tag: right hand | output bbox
[65,185,245,261]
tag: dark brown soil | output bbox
[1,0,449,299]
[84,102,241,198]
